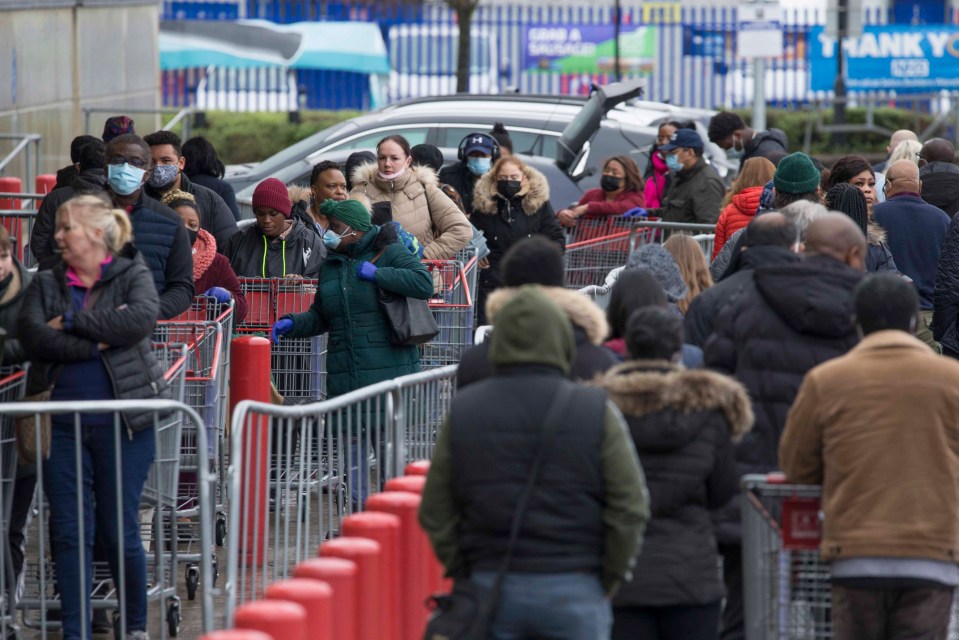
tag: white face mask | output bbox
[378,166,407,181]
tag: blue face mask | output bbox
[107,163,146,196]
[665,153,684,172]
[322,229,342,250]
[467,156,491,176]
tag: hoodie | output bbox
[420,287,649,594]
[223,215,325,279]
[742,128,789,167]
[920,162,959,217]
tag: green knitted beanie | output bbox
[319,198,373,231]
[773,152,821,195]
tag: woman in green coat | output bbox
[271,197,433,505]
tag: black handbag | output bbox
[423,392,570,640]
[371,252,440,346]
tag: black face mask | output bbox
[497,179,522,199]
[601,175,623,192]
[187,228,199,246]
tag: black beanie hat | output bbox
[826,182,869,236]
[411,144,445,174]
[501,236,564,287]
[345,151,376,191]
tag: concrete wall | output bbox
[0,1,160,188]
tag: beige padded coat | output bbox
[350,163,472,260]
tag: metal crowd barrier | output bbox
[0,208,39,270]
[741,474,959,640]
[0,400,216,639]
[223,364,457,626]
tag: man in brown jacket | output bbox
[780,272,959,640]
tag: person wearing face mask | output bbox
[143,130,239,250]
[707,111,789,171]
[643,122,687,210]
[439,132,500,214]
[102,134,194,319]
[162,190,248,324]
[351,135,471,260]
[224,177,325,279]
[470,156,565,324]
[645,129,725,225]
[557,156,647,227]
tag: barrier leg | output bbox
[319,537,383,640]
[342,513,402,640]
[265,579,333,640]
[293,558,358,640]
[234,600,307,640]
[230,336,272,568]
[366,491,434,640]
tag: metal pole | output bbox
[752,57,766,131]
[614,0,622,81]
[832,0,848,146]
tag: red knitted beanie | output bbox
[252,177,292,218]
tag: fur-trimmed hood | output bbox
[288,185,311,206]
[486,285,609,345]
[598,361,754,440]
[867,221,887,246]
[471,163,550,216]
[350,162,439,196]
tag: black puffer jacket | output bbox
[704,255,862,542]
[31,169,109,269]
[438,161,479,214]
[934,214,959,355]
[599,361,752,607]
[18,254,169,432]
[148,173,239,249]
[920,161,959,217]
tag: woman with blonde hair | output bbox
[19,194,168,640]
[712,157,776,259]
[664,234,713,315]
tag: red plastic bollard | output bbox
[200,631,274,640]
[366,491,435,640]
[404,460,431,477]
[0,177,21,211]
[342,512,402,640]
[35,174,57,195]
[234,600,307,640]
[384,475,426,495]
[230,336,272,568]
[293,558,358,640]
[265,579,333,640]
[320,537,383,640]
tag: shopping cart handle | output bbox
[766,472,788,484]
[622,207,648,218]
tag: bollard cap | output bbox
[294,557,358,579]
[404,460,431,476]
[319,536,381,559]
[342,511,402,531]
[384,475,426,494]
[201,631,274,640]
[266,578,333,600]
[235,599,307,624]
[366,490,422,511]
[232,335,272,347]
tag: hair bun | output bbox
[492,122,507,133]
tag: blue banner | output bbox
[809,25,959,92]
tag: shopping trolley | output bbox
[420,247,478,370]
[563,216,641,289]
[0,368,26,639]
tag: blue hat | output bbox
[659,128,704,152]
[463,133,496,156]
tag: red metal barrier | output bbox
[365,491,434,640]
[231,336,272,568]
[200,631,274,640]
[35,174,57,195]
[0,177,21,210]
[384,475,426,495]
[265,579,333,640]
[342,512,402,640]
[293,558,358,640]
[404,460,430,477]
[234,600,307,640]
[319,537,383,640]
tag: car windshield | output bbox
[391,34,492,75]
[244,119,359,178]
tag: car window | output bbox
[438,127,558,159]
[324,128,430,153]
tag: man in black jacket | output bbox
[919,138,959,217]
[646,128,724,224]
[707,111,789,171]
[104,134,194,319]
[685,213,800,347]
[438,132,499,214]
[457,236,617,388]
[143,130,239,249]
[704,213,866,640]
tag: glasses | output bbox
[107,155,148,169]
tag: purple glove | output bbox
[623,207,648,218]
[271,318,293,343]
[357,261,378,283]
[204,286,231,304]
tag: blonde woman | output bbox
[19,195,166,640]
[663,234,713,315]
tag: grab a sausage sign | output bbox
[809,25,959,92]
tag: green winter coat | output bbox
[285,225,434,397]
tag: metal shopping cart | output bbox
[563,216,640,289]
[420,247,478,370]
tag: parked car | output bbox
[225,80,655,193]
[232,79,650,218]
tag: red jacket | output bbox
[713,186,763,259]
[577,188,647,216]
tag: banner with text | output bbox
[523,24,657,74]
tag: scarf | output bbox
[192,228,217,281]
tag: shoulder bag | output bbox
[16,365,63,465]
[423,391,571,640]
[370,251,439,346]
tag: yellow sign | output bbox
[642,1,682,24]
